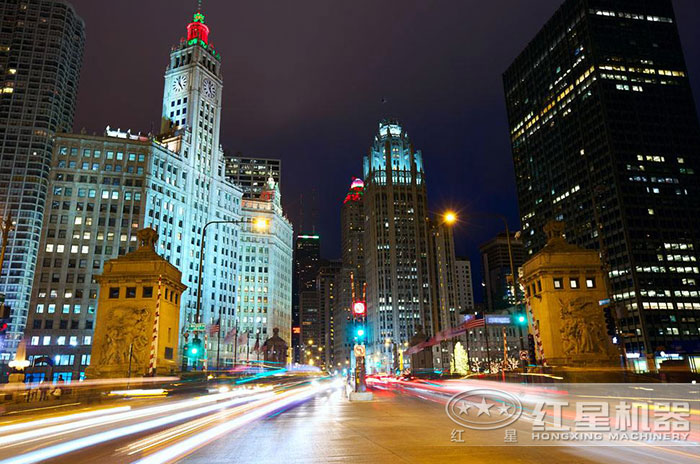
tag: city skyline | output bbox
[63,0,700,299]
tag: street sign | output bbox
[519,350,528,361]
[485,314,511,325]
[187,323,206,332]
[598,298,611,306]
[353,344,365,358]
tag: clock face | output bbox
[202,78,216,99]
[172,75,188,93]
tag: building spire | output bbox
[187,1,209,45]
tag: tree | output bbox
[453,342,469,375]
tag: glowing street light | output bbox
[443,211,457,225]
[253,217,269,232]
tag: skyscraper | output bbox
[334,178,365,369]
[0,0,85,360]
[363,119,432,367]
[504,0,700,366]
[316,259,342,369]
[479,233,525,311]
[292,234,321,362]
[223,153,281,198]
[455,259,474,312]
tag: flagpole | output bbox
[216,318,221,370]
[233,320,238,367]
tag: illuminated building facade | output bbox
[363,119,433,368]
[292,234,321,363]
[224,153,281,198]
[316,259,342,369]
[479,233,525,311]
[455,259,475,312]
[22,8,245,379]
[236,177,293,361]
[504,0,700,366]
[334,178,365,370]
[0,0,85,361]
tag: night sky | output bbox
[68,0,700,302]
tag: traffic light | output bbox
[352,301,366,317]
[603,307,616,337]
[352,301,366,342]
[515,314,527,325]
[527,333,537,365]
[188,337,204,359]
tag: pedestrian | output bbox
[39,380,49,401]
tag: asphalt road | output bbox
[0,378,698,464]
[181,385,700,464]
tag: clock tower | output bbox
[162,8,223,171]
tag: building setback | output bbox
[0,0,85,360]
[504,0,700,364]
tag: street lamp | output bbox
[194,217,268,369]
[443,211,457,225]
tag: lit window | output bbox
[62,304,70,314]
[57,336,66,346]
[31,336,39,346]
[83,336,92,345]
[554,278,563,289]
[648,209,655,215]
[36,304,44,313]
[69,336,78,346]
[48,304,56,314]
[570,278,579,289]
[586,278,596,288]
[42,336,51,345]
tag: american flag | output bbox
[463,316,485,330]
[208,319,220,335]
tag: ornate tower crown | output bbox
[187,9,210,45]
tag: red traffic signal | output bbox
[352,301,366,316]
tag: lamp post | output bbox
[443,211,523,367]
[193,217,268,370]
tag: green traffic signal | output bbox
[516,314,527,325]
[188,337,204,359]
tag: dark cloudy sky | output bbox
[67,0,700,302]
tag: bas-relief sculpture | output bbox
[262,328,288,365]
[96,306,151,376]
[559,297,615,358]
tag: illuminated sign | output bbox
[485,315,512,325]
[292,327,301,334]
[297,235,319,240]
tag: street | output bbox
[0,377,698,463]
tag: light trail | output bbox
[0,406,131,434]
[133,382,332,464]
[0,391,274,464]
